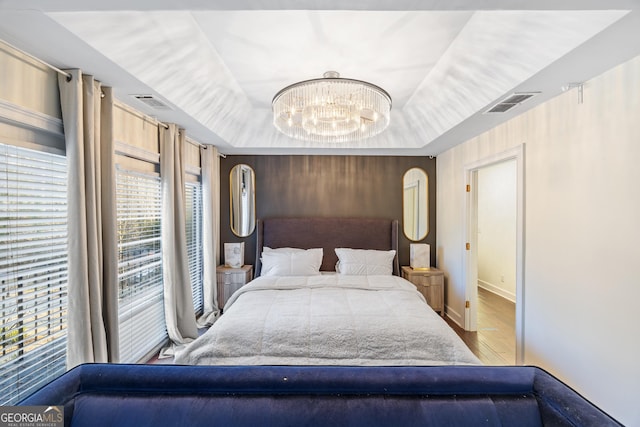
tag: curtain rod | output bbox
[114,100,213,149]
[114,101,170,129]
[185,136,207,149]
[1,39,72,81]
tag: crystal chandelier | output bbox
[272,71,392,143]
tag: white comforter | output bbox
[175,275,480,366]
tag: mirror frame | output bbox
[402,167,429,241]
[229,164,256,237]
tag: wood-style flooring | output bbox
[445,287,516,365]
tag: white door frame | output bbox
[463,144,525,365]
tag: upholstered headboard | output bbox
[255,217,399,276]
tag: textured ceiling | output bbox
[0,1,639,155]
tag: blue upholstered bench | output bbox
[21,364,620,426]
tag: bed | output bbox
[22,217,621,425]
[175,217,480,366]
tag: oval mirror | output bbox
[403,168,428,241]
[230,164,256,237]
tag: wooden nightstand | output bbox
[216,265,253,309]
[401,266,444,316]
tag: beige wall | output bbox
[0,41,61,119]
[0,41,64,154]
[437,54,640,425]
[113,102,201,177]
[113,102,160,173]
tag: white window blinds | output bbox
[185,181,203,315]
[0,143,68,405]
[116,168,166,363]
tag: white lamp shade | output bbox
[410,243,430,270]
[224,243,245,268]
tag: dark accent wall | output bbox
[220,155,436,270]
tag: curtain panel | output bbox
[159,124,198,349]
[198,145,221,327]
[58,70,119,368]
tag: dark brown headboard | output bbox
[255,217,399,276]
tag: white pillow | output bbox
[262,246,306,253]
[335,248,396,276]
[260,248,323,276]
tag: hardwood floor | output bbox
[445,287,516,365]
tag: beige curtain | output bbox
[159,124,198,348]
[198,145,221,327]
[58,70,119,368]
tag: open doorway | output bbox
[476,159,517,364]
[464,145,525,365]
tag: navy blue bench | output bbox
[21,364,620,426]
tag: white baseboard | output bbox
[478,280,516,303]
[445,305,463,328]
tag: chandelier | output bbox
[272,71,392,143]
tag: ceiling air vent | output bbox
[131,94,172,110]
[485,92,539,114]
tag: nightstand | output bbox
[401,266,444,316]
[216,265,253,309]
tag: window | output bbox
[0,143,68,405]
[116,169,166,363]
[185,181,203,315]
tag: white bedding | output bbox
[175,275,480,366]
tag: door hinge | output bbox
[466,184,471,192]
[465,300,470,308]
[465,242,470,250]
